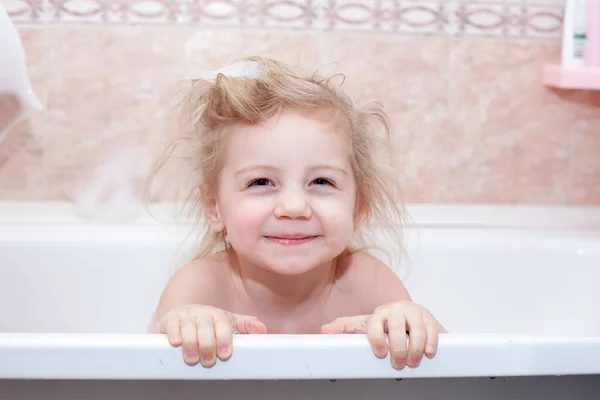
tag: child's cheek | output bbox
[315,198,356,238]
[227,198,270,235]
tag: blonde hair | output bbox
[148,57,406,270]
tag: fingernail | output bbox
[376,345,387,354]
[394,359,406,369]
[409,357,419,367]
[186,352,198,359]
[218,346,229,356]
[426,345,436,354]
[201,355,214,364]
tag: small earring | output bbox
[223,229,230,244]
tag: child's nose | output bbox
[274,188,312,220]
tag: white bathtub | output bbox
[0,203,599,399]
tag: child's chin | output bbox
[262,257,326,276]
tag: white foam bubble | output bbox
[73,146,151,222]
[200,60,264,80]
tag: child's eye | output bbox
[248,178,273,187]
[311,178,334,186]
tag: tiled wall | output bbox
[2,0,600,205]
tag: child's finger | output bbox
[405,311,426,368]
[246,317,268,334]
[164,314,182,347]
[232,314,268,334]
[196,314,217,368]
[213,315,234,361]
[320,318,344,334]
[366,312,388,358]
[386,309,408,370]
[423,312,440,358]
[180,316,200,366]
[321,315,369,334]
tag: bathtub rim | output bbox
[0,332,599,380]
[1,202,600,231]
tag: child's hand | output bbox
[321,301,445,370]
[155,305,267,367]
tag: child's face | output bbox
[209,109,358,275]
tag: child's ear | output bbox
[204,197,225,233]
[201,185,225,233]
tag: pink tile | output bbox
[0,94,22,131]
[43,28,107,201]
[567,92,600,204]
[181,28,319,74]
[0,116,45,201]
[445,38,572,204]
[27,24,600,206]
[318,32,451,202]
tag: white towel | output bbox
[0,4,43,138]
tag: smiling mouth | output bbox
[264,236,318,246]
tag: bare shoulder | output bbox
[153,252,231,322]
[336,250,412,312]
[169,256,226,295]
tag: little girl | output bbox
[150,57,446,371]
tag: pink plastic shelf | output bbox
[542,64,600,90]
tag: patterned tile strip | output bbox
[6,0,563,39]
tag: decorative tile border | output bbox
[4,0,46,23]
[6,0,563,40]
